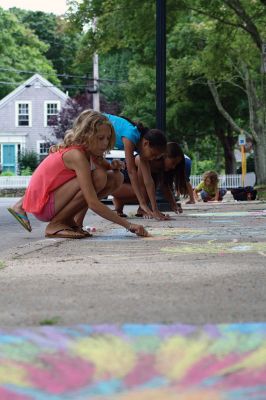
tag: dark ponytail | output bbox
[142,129,167,150]
[164,142,188,195]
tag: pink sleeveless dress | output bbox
[23,146,94,214]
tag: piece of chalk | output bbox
[85,226,97,232]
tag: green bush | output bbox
[195,160,216,175]
[18,150,39,174]
[20,167,32,176]
[1,170,15,176]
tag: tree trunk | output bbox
[214,121,237,174]
[244,66,266,185]
[253,128,266,185]
[208,79,266,184]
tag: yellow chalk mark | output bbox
[72,335,136,379]
[156,336,209,380]
[0,364,29,386]
[219,345,266,375]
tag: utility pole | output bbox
[92,18,100,111]
[93,53,100,111]
[156,0,166,132]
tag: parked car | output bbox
[105,150,125,162]
[102,150,126,203]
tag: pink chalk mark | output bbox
[124,354,158,388]
[180,353,247,386]
[0,388,30,400]
[26,353,95,394]
[215,367,266,389]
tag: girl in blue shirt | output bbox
[105,114,168,220]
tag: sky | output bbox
[0,0,68,15]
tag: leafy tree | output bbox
[0,7,59,99]
[68,0,266,181]
[10,8,83,95]
[177,0,266,184]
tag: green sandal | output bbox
[7,208,32,232]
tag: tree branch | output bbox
[242,64,262,142]
[179,0,262,51]
[207,80,252,138]
[223,0,262,50]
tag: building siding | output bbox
[0,75,68,172]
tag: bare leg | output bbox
[112,183,137,216]
[74,169,124,226]
[98,170,124,199]
[46,169,108,235]
[46,169,123,235]
[11,196,25,214]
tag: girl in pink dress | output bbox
[11,109,148,238]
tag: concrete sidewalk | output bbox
[0,200,266,399]
[1,200,266,327]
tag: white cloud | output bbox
[0,0,68,15]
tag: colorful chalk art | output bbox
[161,241,266,254]
[0,323,266,399]
[187,210,266,217]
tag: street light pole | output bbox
[156,0,166,132]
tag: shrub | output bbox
[20,167,32,176]
[1,170,15,176]
[18,150,39,174]
[195,160,216,175]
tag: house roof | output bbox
[0,73,69,109]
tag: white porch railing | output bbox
[0,172,256,190]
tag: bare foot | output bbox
[135,207,146,218]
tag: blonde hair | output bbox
[203,170,219,188]
[51,109,115,153]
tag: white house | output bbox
[0,74,68,173]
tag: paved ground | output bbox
[0,199,266,399]
[1,200,266,327]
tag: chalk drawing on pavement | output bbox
[0,323,266,399]
[187,210,266,217]
[161,241,266,254]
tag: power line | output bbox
[0,80,125,90]
[0,67,126,83]
[0,67,89,80]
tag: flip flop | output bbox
[7,208,32,232]
[45,228,85,239]
[72,226,93,237]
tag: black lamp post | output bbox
[156,0,166,132]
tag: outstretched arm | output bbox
[123,138,153,217]
[161,182,181,213]
[138,158,170,220]
[186,181,196,204]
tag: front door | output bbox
[2,144,16,173]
